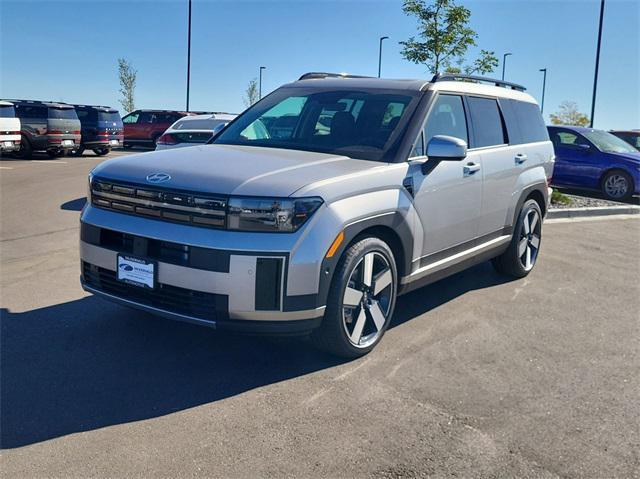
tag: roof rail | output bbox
[298,72,373,81]
[431,73,526,92]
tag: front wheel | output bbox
[492,199,542,278]
[601,170,633,201]
[311,237,397,358]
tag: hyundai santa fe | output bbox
[81,72,554,357]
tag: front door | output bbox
[549,128,600,189]
[407,93,482,264]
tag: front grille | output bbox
[81,223,230,272]
[91,178,227,229]
[82,262,225,321]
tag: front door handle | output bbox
[515,153,528,164]
[463,162,481,176]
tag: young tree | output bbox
[549,101,590,126]
[400,0,498,75]
[118,58,137,113]
[243,79,259,108]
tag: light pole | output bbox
[590,0,605,128]
[186,0,192,112]
[378,36,389,78]
[501,52,512,81]
[539,68,547,114]
[259,66,266,99]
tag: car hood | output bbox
[91,144,381,197]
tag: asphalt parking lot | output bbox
[1,151,639,478]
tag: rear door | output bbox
[407,93,482,260]
[47,107,81,144]
[15,104,48,148]
[465,96,517,238]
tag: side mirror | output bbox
[426,135,468,162]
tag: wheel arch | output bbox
[315,211,413,311]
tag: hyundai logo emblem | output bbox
[146,172,171,183]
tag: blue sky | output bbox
[1,0,638,129]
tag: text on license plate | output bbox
[117,255,155,289]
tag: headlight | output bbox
[227,197,323,232]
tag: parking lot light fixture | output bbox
[259,66,266,100]
[378,36,389,78]
[502,52,512,81]
[539,68,547,115]
[186,0,192,112]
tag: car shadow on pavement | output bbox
[1,262,511,449]
[60,197,87,211]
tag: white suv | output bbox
[81,73,554,357]
[0,101,21,154]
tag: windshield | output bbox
[213,87,419,161]
[173,118,227,130]
[49,108,78,120]
[0,105,15,118]
[98,111,122,123]
[583,129,638,154]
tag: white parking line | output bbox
[32,160,68,164]
[0,166,14,170]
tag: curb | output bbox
[547,205,640,219]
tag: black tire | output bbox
[150,134,160,148]
[70,147,85,157]
[492,199,543,278]
[122,142,132,149]
[601,170,634,201]
[311,236,398,358]
[93,147,110,156]
[13,137,32,159]
[47,150,65,158]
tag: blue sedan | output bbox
[548,126,640,200]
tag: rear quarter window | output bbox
[512,101,548,143]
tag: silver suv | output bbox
[81,73,554,357]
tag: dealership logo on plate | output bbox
[146,172,171,183]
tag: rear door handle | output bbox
[515,153,528,164]
[463,162,481,176]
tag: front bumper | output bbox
[79,209,328,333]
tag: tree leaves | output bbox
[549,101,591,127]
[400,0,497,76]
[118,58,137,114]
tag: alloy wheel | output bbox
[604,174,629,199]
[342,252,394,348]
[518,209,541,271]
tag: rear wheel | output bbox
[492,199,542,278]
[311,237,397,358]
[13,137,32,159]
[47,150,66,158]
[601,170,633,201]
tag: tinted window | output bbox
[138,112,154,123]
[49,108,78,120]
[0,105,15,118]
[173,118,227,130]
[122,113,139,124]
[512,101,548,143]
[467,97,507,147]
[423,94,468,149]
[97,111,121,123]
[16,105,47,119]
[214,88,418,162]
[75,109,92,121]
